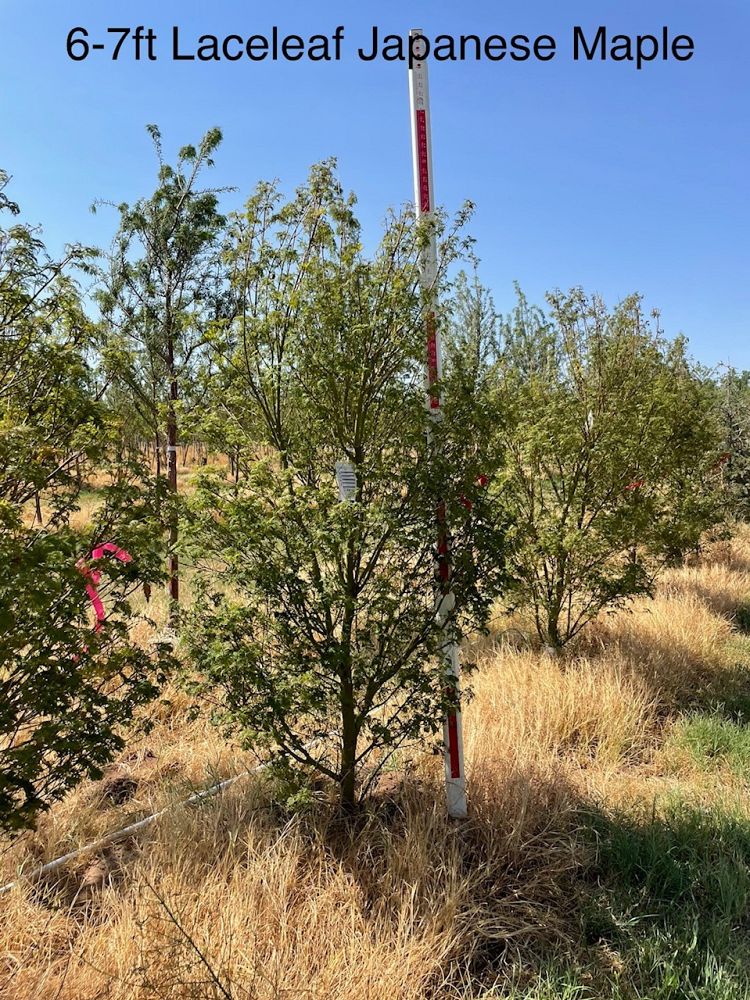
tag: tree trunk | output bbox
[545,606,564,653]
[340,707,357,814]
[166,334,179,627]
[339,667,358,813]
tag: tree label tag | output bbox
[335,461,357,501]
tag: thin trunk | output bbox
[166,334,179,626]
[339,525,359,814]
[630,489,640,567]
[340,683,357,813]
[545,601,564,652]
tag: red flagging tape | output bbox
[447,712,461,778]
[416,110,431,212]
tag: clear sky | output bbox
[1,1,748,369]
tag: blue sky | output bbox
[1,1,748,368]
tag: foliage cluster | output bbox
[0,127,736,821]
[0,169,172,831]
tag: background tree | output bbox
[97,126,228,622]
[489,288,723,650]
[0,170,170,832]
[714,366,750,522]
[184,165,496,811]
[444,268,501,390]
[642,340,727,566]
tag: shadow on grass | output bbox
[284,769,750,998]
[601,623,750,724]
[689,672,750,723]
[474,799,750,999]
[25,761,750,999]
[559,800,750,1000]
[733,604,750,635]
[690,635,750,722]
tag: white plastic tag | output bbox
[335,461,357,501]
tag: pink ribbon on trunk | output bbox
[76,543,133,633]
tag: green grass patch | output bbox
[669,715,750,780]
[483,802,750,998]
[578,800,750,998]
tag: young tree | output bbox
[97,126,227,622]
[490,288,723,650]
[0,171,170,832]
[715,366,750,521]
[184,164,496,811]
[444,268,501,388]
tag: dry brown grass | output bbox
[584,590,735,705]
[466,650,657,770]
[1,758,583,999]
[3,530,750,998]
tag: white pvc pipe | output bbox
[408,27,468,820]
[0,766,260,896]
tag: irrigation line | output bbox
[0,758,272,896]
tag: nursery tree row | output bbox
[0,129,742,824]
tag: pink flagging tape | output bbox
[84,583,106,631]
[77,543,134,632]
[91,542,133,564]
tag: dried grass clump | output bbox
[1,762,582,1000]
[659,561,750,620]
[466,650,657,769]
[585,591,735,706]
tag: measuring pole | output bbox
[408,28,468,819]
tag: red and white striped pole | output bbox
[408,28,468,819]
